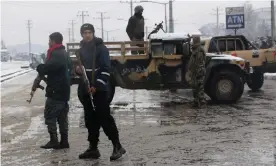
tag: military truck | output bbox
[202,35,276,91]
[67,32,250,104]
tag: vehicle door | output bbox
[155,41,187,87]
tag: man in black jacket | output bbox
[126,5,145,54]
[76,23,126,161]
[36,32,71,149]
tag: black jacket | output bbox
[37,45,71,102]
[77,37,111,96]
[126,13,145,40]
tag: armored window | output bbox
[226,39,243,51]
[217,40,226,52]
[208,39,219,52]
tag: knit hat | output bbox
[80,23,95,35]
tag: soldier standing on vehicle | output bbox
[76,23,126,161]
[36,32,71,149]
[188,35,207,108]
[126,5,145,54]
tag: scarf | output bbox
[47,44,63,60]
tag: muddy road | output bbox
[1,72,276,165]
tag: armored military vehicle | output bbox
[202,35,276,91]
[67,25,250,104]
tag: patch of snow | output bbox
[208,53,245,61]
[150,33,190,40]
[0,69,33,82]
[264,73,276,80]
[2,122,25,135]
[1,61,30,76]
[10,115,44,145]
[1,71,37,96]
[1,106,32,116]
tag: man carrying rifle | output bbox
[36,32,71,149]
[76,23,126,161]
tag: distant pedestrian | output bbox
[37,32,72,149]
[126,5,145,54]
[188,35,207,108]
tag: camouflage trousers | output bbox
[44,98,69,135]
[191,75,206,107]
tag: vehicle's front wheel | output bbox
[246,72,264,91]
[209,70,244,104]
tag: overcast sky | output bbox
[1,0,272,47]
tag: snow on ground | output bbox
[1,61,30,76]
[1,70,37,96]
[264,73,276,80]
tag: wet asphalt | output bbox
[1,72,276,166]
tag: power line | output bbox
[120,0,140,17]
[69,20,76,42]
[211,6,223,35]
[77,11,89,25]
[94,12,110,41]
[68,28,71,42]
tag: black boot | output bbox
[40,133,59,149]
[79,142,101,159]
[54,133,69,149]
[110,139,126,161]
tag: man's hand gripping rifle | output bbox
[75,51,95,111]
[27,75,45,103]
[147,21,165,39]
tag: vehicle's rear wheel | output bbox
[107,82,116,104]
[209,70,244,104]
[246,72,264,91]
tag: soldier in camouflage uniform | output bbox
[188,35,206,108]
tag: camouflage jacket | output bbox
[188,46,206,77]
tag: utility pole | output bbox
[145,26,148,40]
[120,0,140,17]
[271,0,275,44]
[77,11,89,25]
[68,28,71,42]
[211,7,223,35]
[26,20,32,57]
[164,3,168,32]
[168,0,174,33]
[69,20,76,42]
[94,12,110,40]
[106,31,109,41]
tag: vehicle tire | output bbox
[107,82,116,104]
[210,70,244,104]
[246,72,264,91]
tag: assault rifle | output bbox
[27,75,45,103]
[147,21,166,39]
[80,65,95,110]
[75,50,95,111]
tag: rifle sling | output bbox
[91,44,97,85]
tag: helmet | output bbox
[134,5,144,14]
